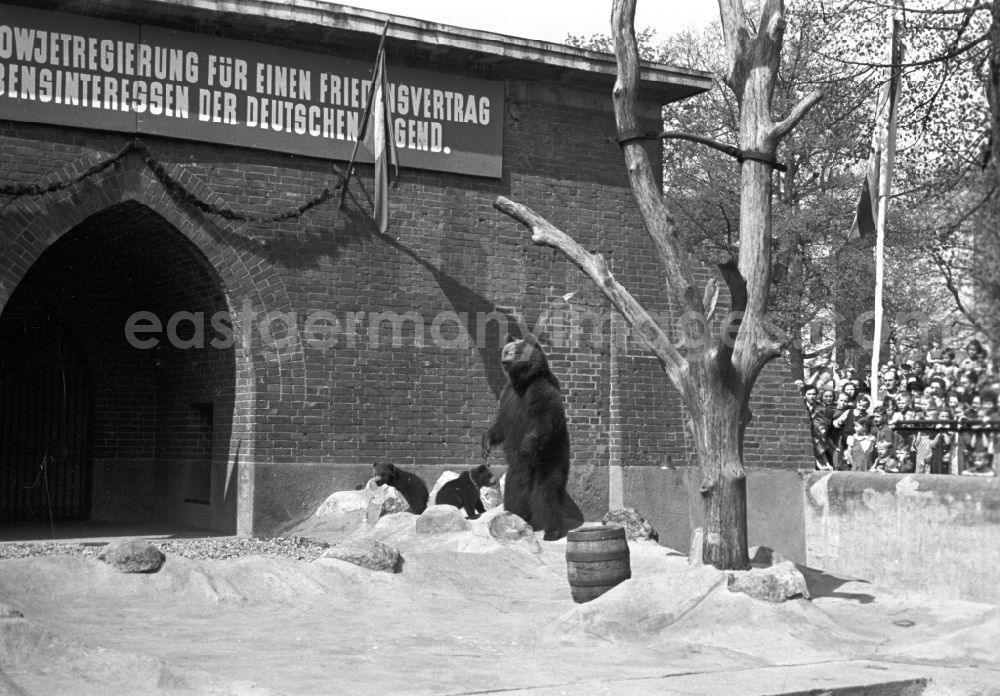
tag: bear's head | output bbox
[372,462,397,486]
[500,334,559,390]
[469,463,497,488]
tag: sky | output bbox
[329,1,718,44]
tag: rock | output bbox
[364,485,411,524]
[486,512,541,554]
[688,527,704,566]
[0,603,24,619]
[480,486,502,510]
[322,539,401,573]
[98,538,166,573]
[429,471,460,503]
[749,545,787,568]
[315,489,373,515]
[727,561,811,602]
[601,508,659,542]
[415,505,470,534]
[488,512,533,541]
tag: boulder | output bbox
[727,561,811,603]
[485,511,541,554]
[487,511,533,541]
[429,471,460,503]
[322,539,401,573]
[98,538,166,573]
[315,490,372,516]
[364,484,411,523]
[415,505,470,534]
[0,603,24,619]
[480,486,502,510]
[601,508,659,542]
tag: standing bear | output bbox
[482,334,570,540]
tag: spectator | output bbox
[891,445,915,474]
[877,368,903,404]
[884,397,903,425]
[829,391,853,470]
[846,416,876,472]
[842,381,859,403]
[872,407,893,445]
[914,409,948,475]
[935,349,959,386]
[962,447,996,477]
[872,439,894,472]
[964,339,988,372]
[794,338,998,474]
[795,383,835,470]
[853,393,872,419]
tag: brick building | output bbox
[0,0,811,537]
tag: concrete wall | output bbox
[804,472,1000,604]
[622,467,808,564]
[622,467,1000,605]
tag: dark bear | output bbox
[435,464,497,519]
[482,334,570,540]
[372,462,429,514]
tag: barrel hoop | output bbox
[566,550,630,563]
[567,527,626,542]
[569,573,632,588]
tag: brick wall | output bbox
[0,36,810,536]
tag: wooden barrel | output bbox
[565,525,631,603]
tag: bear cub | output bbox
[372,462,429,514]
[435,464,497,519]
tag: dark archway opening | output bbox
[0,201,236,538]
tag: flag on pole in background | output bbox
[358,41,398,234]
[848,8,904,241]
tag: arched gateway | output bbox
[0,153,303,535]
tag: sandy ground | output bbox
[1,508,999,696]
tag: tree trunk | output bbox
[690,386,749,570]
[496,0,822,570]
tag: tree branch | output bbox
[930,247,986,335]
[494,195,688,386]
[717,0,750,94]
[612,0,704,318]
[771,89,824,141]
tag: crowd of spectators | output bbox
[795,339,1000,477]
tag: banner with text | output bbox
[0,6,504,177]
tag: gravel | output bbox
[0,536,329,562]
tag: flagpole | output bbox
[869,1,904,404]
[338,19,390,210]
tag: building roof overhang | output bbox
[6,0,714,104]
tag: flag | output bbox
[358,42,398,234]
[848,3,904,241]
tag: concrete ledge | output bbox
[804,472,1000,604]
[471,660,932,695]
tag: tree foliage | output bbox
[566,0,1000,372]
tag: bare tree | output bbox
[494,0,821,570]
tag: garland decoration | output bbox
[0,138,346,223]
